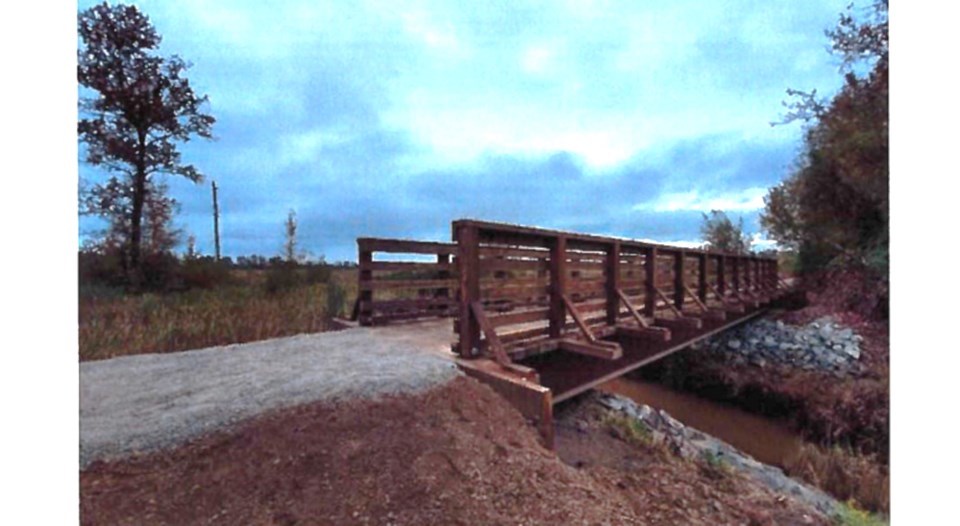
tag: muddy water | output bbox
[600,377,805,468]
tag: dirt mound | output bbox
[81,375,827,525]
[82,376,641,525]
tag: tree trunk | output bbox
[129,132,148,290]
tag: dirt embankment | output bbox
[81,376,827,525]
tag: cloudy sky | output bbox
[77,0,850,262]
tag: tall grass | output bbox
[79,280,357,361]
[784,443,889,514]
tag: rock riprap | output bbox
[693,316,863,374]
[599,393,840,517]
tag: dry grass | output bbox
[784,442,889,514]
[79,277,358,361]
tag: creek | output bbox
[599,377,805,469]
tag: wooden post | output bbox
[673,251,685,310]
[744,256,752,292]
[732,256,740,293]
[358,241,373,326]
[605,241,620,325]
[644,247,657,317]
[698,253,708,303]
[457,224,480,358]
[717,255,726,297]
[549,236,568,339]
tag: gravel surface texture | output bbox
[80,320,459,468]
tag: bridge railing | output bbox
[353,221,781,362]
[452,220,780,360]
[354,238,458,325]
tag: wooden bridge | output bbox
[352,219,798,446]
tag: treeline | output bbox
[79,248,356,294]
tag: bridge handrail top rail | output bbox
[452,218,775,260]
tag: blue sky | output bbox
[78,0,850,262]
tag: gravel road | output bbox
[80,320,459,468]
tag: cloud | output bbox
[77,0,847,261]
[632,186,768,213]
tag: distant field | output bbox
[79,269,359,361]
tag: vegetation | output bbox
[78,2,215,289]
[785,443,889,514]
[700,210,752,254]
[602,413,657,449]
[79,268,357,361]
[833,501,888,526]
[762,1,888,285]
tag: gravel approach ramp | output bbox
[80,320,459,468]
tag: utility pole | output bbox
[211,180,221,261]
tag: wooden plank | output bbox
[559,339,623,360]
[365,261,455,272]
[479,259,547,271]
[478,246,551,259]
[480,277,550,288]
[489,307,550,327]
[616,324,671,342]
[358,238,457,255]
[360,278,458,291]
[456,358,552,448]
[654,316,703,330]
[480,285,550,300]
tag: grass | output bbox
[79,277,358,361]
[602,413,657,449]
[699,450,732,480]
[833,500,888,526]
[785,442,889,514]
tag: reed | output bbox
[79,280,358,361]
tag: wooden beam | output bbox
[558,339,623,360]
[673,251,685,310]
[732,256,740,293]
[616,288,649,328]
[644,247,657,317]
[682,283,709,312]
[358,246,373,325]
[470,301,538,380]
[698,254,708,303]
[717,255,726,296]
[562,294,596,343]
[549,236,568,339]
[654,316,703,330]
[606,241,620,325]
[358,238,457,255]
[654,287,683,318]
[457,224,480,357]
[616,324,671,342]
